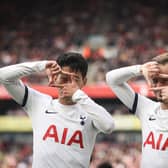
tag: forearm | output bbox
[106,65,142,110]
[0,61,47,84]
[106,65,142,86]
[0,61,47,105]
[72,90,114,133]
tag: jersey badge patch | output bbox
[80,115,86,126]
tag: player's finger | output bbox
[48,75,57,85]
[49,83,65,88]
[148,67,160,72]
[146,79,153,87]
[149,87,164,91]
[51,65,61,70]
[158,73,168,79]
[160,87,167,94]
[148,65,159,72]
[48,76,53,85]
[146,61,158,66]
[61,70,75,76]
[161,94,168,101]
[149,63,159,67]
[46,61,57,68]
[51,62,59,67]
[50,65,61,72]
[50,70,61,76]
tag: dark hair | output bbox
[152,52,168,65]
[56,52,88,78]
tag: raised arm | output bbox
[106,65,142,110]
[0,61,47,105]
[106,61,160,110]
[0,61,60,105]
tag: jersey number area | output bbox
[43,124,84,149]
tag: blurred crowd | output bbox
[0,0,168,167]
[0,139,32,168]
[90,142,141,168]
[0,0,168,84]
[0,139,141,168]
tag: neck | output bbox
[59,97,76,105]
[160,103,168,110]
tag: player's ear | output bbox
[83,77,87,86]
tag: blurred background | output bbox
[0,0,167,167]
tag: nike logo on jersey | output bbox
[45,110,58,114]
[149,115,156,121]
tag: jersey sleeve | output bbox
[106,65,142,112]
[4,80,28,106]
[0,61,48,115]
[22,86,52,118]
[134,93,158,120]
[72,89,115,134]
[106,65,156,119]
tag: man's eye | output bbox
[152,78,158,84]
[75,78,80,82]
[61,77,68,82]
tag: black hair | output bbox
[56,52,88,78]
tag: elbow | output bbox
[0,71,10,83]
[106,71,121,86]
[106,72,115,86]
[105,72,111,85]
[0,77,13,84]
[0,77,7,84]
[103,118,115,134]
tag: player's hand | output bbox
[141,61,160,87]
[45,61,61,86]
[48,71,76,88]
[149,86,168,103]
[60,74,80,98]
[45,61,74,88]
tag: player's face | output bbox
[152,63,168,102]
[56,66,86,87]
[56,66,87,100]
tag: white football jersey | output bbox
[106,65,168,168]
[23,87,99,167]
[0,61,114,168]
[136,94,168,168]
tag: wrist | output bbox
[36,61,48,72]
[139,65,143,74]
[134,65,142,76]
